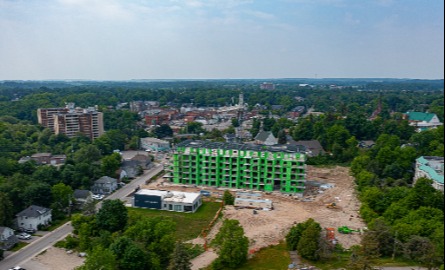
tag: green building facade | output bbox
[172,141,306,194]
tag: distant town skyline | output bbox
[0,0,443,80]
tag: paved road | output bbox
[0,222,73,269]
[0,164,164,270]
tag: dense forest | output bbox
[0,79,443,268]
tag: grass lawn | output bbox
[127,201,222,241]
[10,242,29,251]
[237,242,291,270]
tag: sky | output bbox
[0,0,443,80]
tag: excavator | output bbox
[338,226,360,234]
[326,202,337,209]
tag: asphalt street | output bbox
[0,164,164,270]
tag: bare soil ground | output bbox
[158,166,366,269]
[23,247,85,270]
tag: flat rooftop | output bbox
[135,189,201,204]
[176,140,307,155]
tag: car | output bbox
[16,233,32,240]
[199,190,211,197]
[8,266,26,270]
[23,228,35,234]
[92,194,104,200]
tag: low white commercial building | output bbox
[133,189,202,213]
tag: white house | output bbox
[91,176,118,195]
[0,226,18,250]
[73,189,94,209]
[15,205,52,231]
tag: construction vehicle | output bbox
[338,226,360,234]
[326,228,335,241]
[326,202,337,209]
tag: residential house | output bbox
[73,189,93,209]
[254,131,278,146]
[404,112,443,132]
[15,205,52,231]
[292,140,325,157]
[91,176,118,195]
[0,227,18,250]
[120,152,152,179]
[18,153,66,165]
[358,140,376,149]
[414,156,444,192]
[288,106,306,118]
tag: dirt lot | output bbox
[22,247,85,270]
[156,166,365,251]
[223,166,365,251]
[155,166,366,269]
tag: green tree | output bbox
[168,242,192,270]
[277,130,287,145]
[96,200,128,233]
[212,219,249,269]
[154,125,173,139]
[51,183,73,218]
[110,236,148,270]
[222,190,235,206]
[297,222,322,261]
[74,144,102,164]
[77,246,117,270]
[0,192,13,226]
[286,218,320,251]
[404,236,440,269]
[101,152,122,177]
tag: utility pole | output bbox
[392,231,398,261]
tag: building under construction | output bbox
[172,141,307,194]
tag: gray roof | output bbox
[74,189,91,199]
[0,226,9,234]
[255,131,274,142]
[294,140,325,156]
[16,205,51,218]
[95,176,117,184]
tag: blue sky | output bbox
[0,0,443,80]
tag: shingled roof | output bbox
[16,205,51,218]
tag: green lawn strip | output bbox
[237,242,291,270]
[45,217,71,231]
[127,202,221,241]
[10,242,29,251]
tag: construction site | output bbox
[151,165,367,269]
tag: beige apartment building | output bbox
[37,103,104,140]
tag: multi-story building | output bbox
[172,141,307,194]
[38,103,104,140]
[414,156,444,192]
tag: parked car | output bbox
[17,233,32,240]
[199,190,211,197]
[8,266,26,270]
[92,194,104,200]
